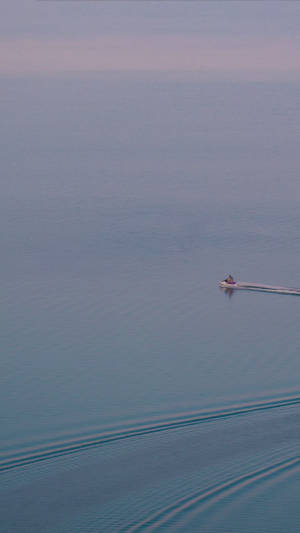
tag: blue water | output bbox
[1,78,300,532]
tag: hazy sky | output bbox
[1,1,300,79]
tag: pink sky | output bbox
[1,1,300,80]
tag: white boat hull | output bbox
[219,281,238,288]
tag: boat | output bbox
[219,280,238,288]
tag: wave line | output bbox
[1,395,300,472]
[125,456,300,532]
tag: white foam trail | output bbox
[234,283,300,296]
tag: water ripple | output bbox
[2,394,300,472]
[125,456,300,532]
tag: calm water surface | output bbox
[1,78,300,531]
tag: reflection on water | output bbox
[220,286,235,298]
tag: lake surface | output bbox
[1,77,300,532]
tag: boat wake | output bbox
[220,281,300,296]
[2,394,300,533]
[124,455,300,532]
[2,394,300,472]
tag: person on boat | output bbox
[226,275,234,283]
